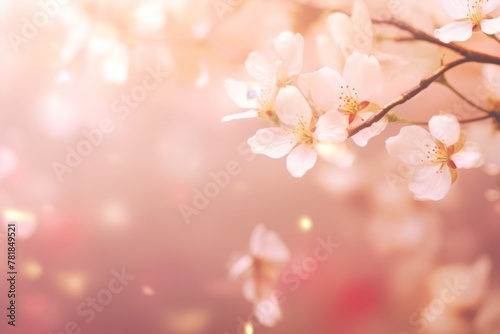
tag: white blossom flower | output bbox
[386,114,484,201]
[435,0,500,43]
[228,224,289,327]
[247,85,348,177]
[320,52,386,147]
[246,30,304,87]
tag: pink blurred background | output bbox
[0,0,499,333]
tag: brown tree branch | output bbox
[348,18,500,137]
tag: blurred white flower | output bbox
[229,224,289,327]
[426,255,491,314]
[386,114,483,200]
[434,0,500,43]
[474,290,500,333]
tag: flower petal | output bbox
[351,0,373,52]
[351,114,388,147]
[248,128,296,158]
[249,224,290,263]
[386,126,434,166]
[286,144,318,178]
[275,85,312,127]
[409,164,453,201]
[242,277,274,303]
[315,111,349,143]
[429,114,461,146]
[438,0,468,20]
[316,34,344,72]
[343,52,382,101]
[224,79,265,109]
[299,67,344,112]
[228,255,253,279]
[482,64,500,97]
[480,17,500,35]
[482,0,500,14]
[221,110,259,122]
[274,31,304,79]
[434,21,473,43]
[245,50,275,82]
[451,141,484,169]
[254,295,282,327]
[328,12,355,54]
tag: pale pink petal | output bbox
[316,34,344,72]
[249,224,290,263]
[451,142,484,168]
[286,144,318,178]
[245,51,275,82]
[228,255,253,279]
[482,0,500,14]
[221,110,259,122]
[242,278,257,302]
[351,115,388,147]
[275,86,312,127]
[482,64,500,97]
[409,164,452,201]
[434,21,474,43]
[351,0,373,52]
[328,12,355,53]
[438,0,468,20]
[247,128,296,159]
[474,291,500,333]
[386,126,434,165]
[480,17,500,35]
[224,79,265,109]
[427,256,492,313]
[343,52,382,101]
[429,114,461,146]
[274,31,304,78]
[315,111,349,143]
[254,295,282,327]
[299,68,343,112]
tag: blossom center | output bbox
[467,0,485,24]
[291,118,315,145]
[425,140,457,170]
[338,85,359,115]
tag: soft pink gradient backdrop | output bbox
[0,1,499,333]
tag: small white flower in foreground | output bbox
[228,224,290,327]
[329,52,386,147]
[386,114,483,201]
[247,85,348,177]
[435,0,500,43]
[246,30,304,87]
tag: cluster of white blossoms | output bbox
[223,0,500,202]
[224,31,387,178]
